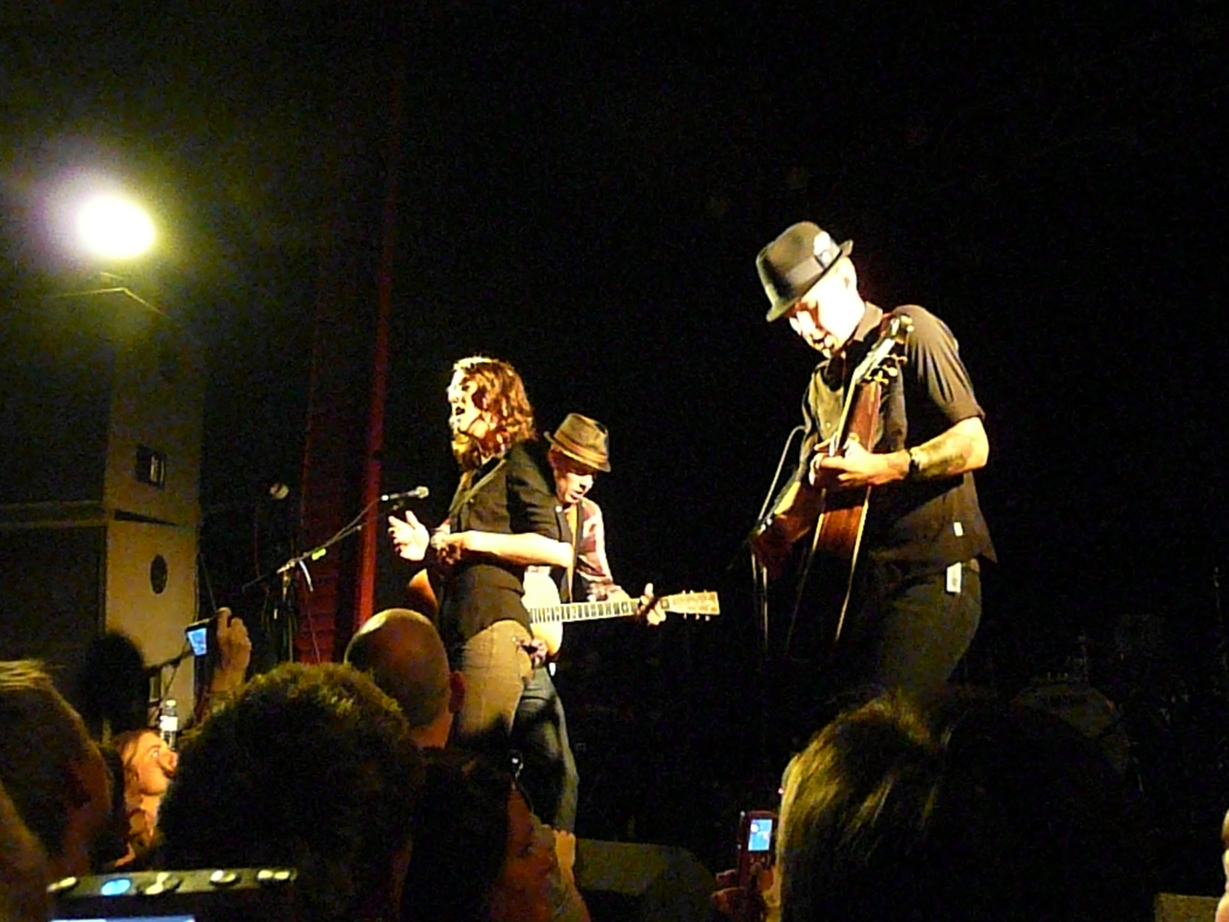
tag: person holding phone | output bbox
[713,690,1153,922]
[193,607,252,721]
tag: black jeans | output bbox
[782,558,983,745]
[840,557,983,694]
[511,666,579,831]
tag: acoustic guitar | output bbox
[751,313,912,649]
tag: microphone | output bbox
[203,483,292,516]
[380,486,430,502]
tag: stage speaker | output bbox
[1153,893,1218,922]
[575,839,713,922]
[0,287,204,706]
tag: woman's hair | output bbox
[89,743,133,869]
[777,689,1155,922]
[451,356,537,469]
[401,749,514,922]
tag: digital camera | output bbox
[51,867,298,922]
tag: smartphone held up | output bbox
[737,809,776,885]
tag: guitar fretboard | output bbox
[527,598,645,625]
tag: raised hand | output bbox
[388,511,430,561]
[214,607,251,680]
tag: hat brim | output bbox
[545,434,611,473]
[765,239,853,323]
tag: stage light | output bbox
[75,194,155,260]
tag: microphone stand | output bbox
[243,498,385,663]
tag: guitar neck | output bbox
[527,597,643,626]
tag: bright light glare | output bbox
[76,195,156,259]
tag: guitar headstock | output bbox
[659,591,721,618]
[853,313,913,388]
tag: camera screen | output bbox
[746,816,773,852]
[51,868,296,922]
[185,624,208,657]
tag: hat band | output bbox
[782,255,824,295]
[553,435,607,468]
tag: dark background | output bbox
[4,0,1229,889]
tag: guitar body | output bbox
[788,483,872,659]
[406,568,440,617]
[523,569,565,656]
[812,484,871,563]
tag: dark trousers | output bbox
[841,557,982,693]
[511,666,579,831]
[782,559,982,747]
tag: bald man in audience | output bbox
[344,609,466,749]
[345,610,589,921]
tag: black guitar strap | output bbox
[563,503,583,603]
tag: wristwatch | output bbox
[906,447,923,480]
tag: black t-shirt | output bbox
[801,302,995,571]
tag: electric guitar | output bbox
[751,313,912,650]
[524,569,719,657]
[407,569,721,659]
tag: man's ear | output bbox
[447,670,466,715]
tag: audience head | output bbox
[115,728,178,800]
[111,728,177,861]
[776,689,1154,922]
[157,662,423,922]
[403,749,556,922]
[71,631,149,738]
[0,660,111,880]
[0,780,51,922]
[344,608,464,748]
[1218,808,1229,922]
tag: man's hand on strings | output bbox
[388,511,430,561]
[810,437,906,489]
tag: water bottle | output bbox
[159,698,179,751]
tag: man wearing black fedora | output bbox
[752,221,995,711]
[513,412,661,831]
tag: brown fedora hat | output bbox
[756,221,853,322]
[546,413,611,472]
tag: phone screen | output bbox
[184,620,210,657]
[746,815,773,852]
